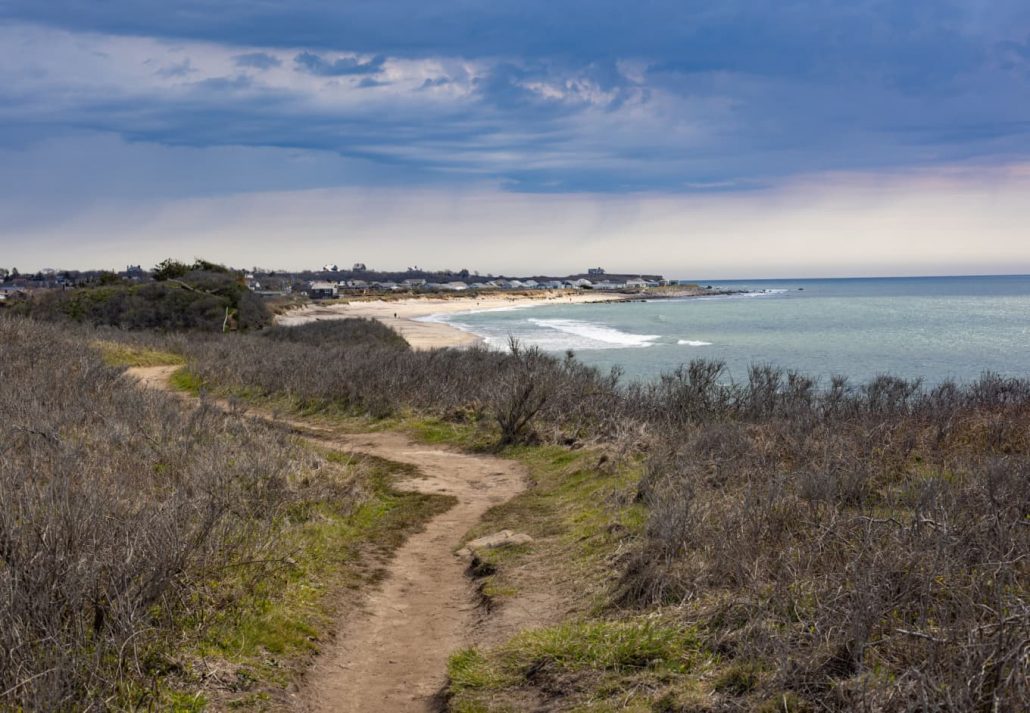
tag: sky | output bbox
[1,1,1029,277]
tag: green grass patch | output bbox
[170,367,204,395]
[447,618,708,711]
[460,444,646,576]
[94,340,186,367]
[407,415,498,451]
[167,452,454,709]
[504,619,700,674]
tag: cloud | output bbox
[0,4,1029,194]
[357,77,388,88]
[233,51,281,69]
[294,51,385,76]
[155,58,195,77]
[5,164,1030,279]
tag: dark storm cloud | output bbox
[233,52,281,70]
[1,1,1029,192]
[294,51,386,77]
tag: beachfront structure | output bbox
[572,278,593,288]
[322,263,338,272]
[587,267,606,276]
[626,278,648,288]
[307,281,338,299]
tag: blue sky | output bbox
[1,1,1029,275]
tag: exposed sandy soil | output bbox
[295,432,525,712]
[127,366,530,712]
[275,292,633,350]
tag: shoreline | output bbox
[275,291,639,349]
[274,287,742,350]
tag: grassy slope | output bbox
[414,423,716,712]
[156,364,802,711]
[100,347,455,710]
[166,453,455,711]
[412,418,801,712]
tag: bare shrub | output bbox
[118,319,1030,709]
[0,317,300,709]
[488,338,559,445]
[617,376,1030,710]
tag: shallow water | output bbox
[423,275,1030,384]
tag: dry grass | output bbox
[88,321,1030,710]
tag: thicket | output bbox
[0,318,309,709]
[261,318,408,349]
[174,321,608,431]
[16,269,270,331]
[620,364,1030,710]
[170,322,1029,710]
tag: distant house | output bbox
[625,278,648,288]
[0,286,26,302]
[402,278,427,288]
[571,278,593,288]
[352,262,367,272]
[308,281,338,299]
[542,280,564,289]
[322,263,339,272]
[439,281,469,291]
[587,267,606,276]
[508,280,525,289]
[521,279,539,288]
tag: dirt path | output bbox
[127,366,527,712]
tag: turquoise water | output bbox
[424,275,1030,383]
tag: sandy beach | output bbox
[275,292,632,349]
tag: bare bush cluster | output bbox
[0,318,301,709]
[620,367,1030,710]
[140,321,1029,708]
[176,321,617,441]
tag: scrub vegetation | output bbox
[3,312,1028,711]
[0,317,447,710]
[14,260,271,331]
[169,320,1029,711]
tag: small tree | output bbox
[490,337,556,446]
[152,259,192,281]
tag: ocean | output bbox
[420,275,1030,384]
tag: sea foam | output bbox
[527,318,660,348]
[677,339,713,346]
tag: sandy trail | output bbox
[127,366,527,712]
